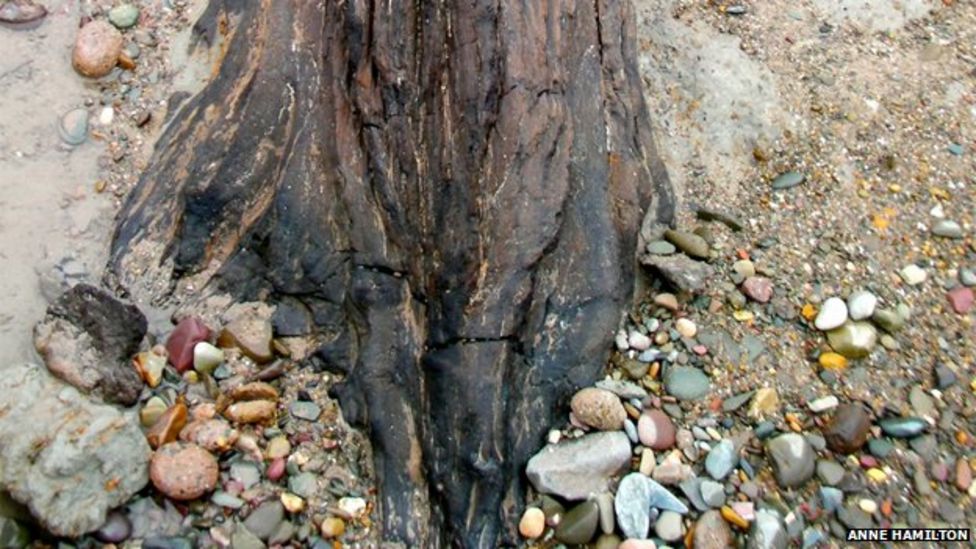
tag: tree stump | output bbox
[109,1,673,546]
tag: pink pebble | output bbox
[859,455,878,468]
[693,345,709,356]
[741,276,774,303]
[165,317,211,372]
[638,409,676,451]
[732,501,755,521]
[947,287,974,314]
[932,462,949,482]
[267,457,286,482]
[620,540,658,549]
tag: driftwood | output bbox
[109,1,673,546]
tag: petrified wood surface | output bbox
[109,1,673,546]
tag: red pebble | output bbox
[947,287,974,314]
[267,457,286,482]
[165,317,211,372]
[859,455,878,468]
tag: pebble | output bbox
[858,499,877,514]
[704,440,736,480]
[629,330,652,351]
[960,268,976,287]
[818,352,847,371]
[320,517,345,538]
[816,460,845,486]
[218,317,274,363]
[288,472,317,498]
[749,509,788,549]
[267,457,286,481]
[733,259,756,278]
[140,396,168,427]
[280,492,305,513]
[149,442,219,501]
[814,297,847,331]
[596,492,615,534]
[898,264,927,286]
[571,388,626,430]
[231,526,264,549]
[244,501,284,540]
[956,459,973,491]
[224,400,277,424]
[289,401,321,421]
[639,448,655,476]
[596,379,647,400]
[192,342,223,375]
[932,219,964,239]
[946,286,973,314]
[664,229,710,259]
[555,500,599,545]
[337,496,367,517]
[58,108,89,145]
[95,511,131,543]
[646,240,676,255]
[819,486,843,513]
[519,507,546,539]
[211,491,244,509]
[0,0,47,26]
[846,291,877,321]
[771,171,805,190]
[741,276,774,303]
[823,403,872,454]
[638,409,676,450]
[934,363,957,389]
[749,388,779,418]
[664,366,710,401]
[867,438,893,458]
[642,254,716,293]
[230,462,261,489]
[721,505,749,529]
[700,480,725,508]
[526,431,631,499]
[808,395,838,413]
[826,321,877,359]
[654,293,679,311]
[146,401,188,449]
[108,4,139,29]
[72,21,123,78]
[694,510,733,549]
[166,317,211,373]
[615,473,653,539]
[649,512,681,543]
[878,417,927,438]
[767,433,815,488]
[675,318,697,338]
[871,308,905,334]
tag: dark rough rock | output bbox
[106,1,673,546]
[823,404,872,454]
[0,364,150,537]
[32,283,147,405]
[695,207,744,232]
[640,253,716,293]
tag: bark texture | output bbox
[109,1,673,546]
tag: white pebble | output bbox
[615,330,630,351]
[846,290,877,321]
[858,499,878,514]
[675,318,697,338]
[338,496,367,517]
[808,395,839,413]
[899,264,927,286]
[814,297,848,331]
[628,331,652,351]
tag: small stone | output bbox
[165,318,211,373]
[871,308,905,334]
[638,409,676,450]
[956,459,973,491]
[816,460,845,486]
[280,493,305,513]
[664,367,710,401]
[704,440,736,480]
[140,396,168,427]
[675,318,697,338]
[646,240,676,255]
[700,480,725,508]
[519,507,546,539]
[229,381,280,402]
[771,171,805,190]
[320,517,345,538]
[732,260,756,278]
[723,391,754,412]
[934,363,958,389]
[749,388,779,419]
[218,315,274,363]
[595,379,647,400]
[846,291,877,321]
[867,439,893,458]
[95,510,132,543]
[146,401,188,449]
[808,395,839,413]
[654,293,679,311]
[694,510,733,549]
[814,298,847,331]
[641,254,715,293]
[741,277,773,303]
[615,473,652,539]
[696,208,744,231]
[266,435,291,459]
[224,400,277,424]
[899,264,927,286]
[628,331,652,351]
[267,458,286,482]
[149,442,218,501]
[571,388,626,431]
[932,219,964,239]
[749,509,787,549]
[878,417,927,438]
[289,401,321,421]
[818,352,847,371]
[865,468,886,482]
[244,501,284,540]
[858,499,877,514]
[959,268,976,287]
[337,496,367,517]
[826,321,877,359]
[0,0,47,26]
[654,510,684,542]
[767,434,815,488]
[58,108,89,145]
[555,500,599,545]
[72,21,123,78]
[526,431,631,500]
[946,287,974,314]
[133,349,166,388]
[823,403,872,454]
[721,505,749,529]
[108,4,139,29]
[664,229,710,259]
[192,342,223,375]
[288,472,318,498]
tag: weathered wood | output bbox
[109,1,673,546]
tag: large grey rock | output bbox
[748,509,787,549]
[767,433,815,488]
[640,253,715,293]
[614,473,653,539]
[526,432,631,500]
[32,284,147,405]
[0,364,150,537]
